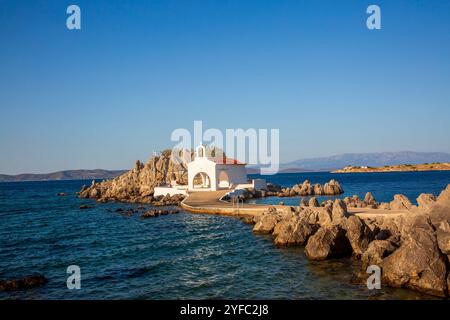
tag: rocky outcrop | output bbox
[250,185,450,297]
[305,225,352,260]
[380,215,448,297]
[361,239,398,269]
[274,210,319,246]
[266,179,344,198]
[323,180,344,195]
[253,207,280,234]
[0,275,48,291]
[389,194,413,210]
[345,215,374,258]
[79,150,188,203]
[331,199,348,226]
[308,197,319,208]
[417,193,436,211]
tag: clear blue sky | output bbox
[1,0,449,174]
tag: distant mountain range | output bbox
[2,151,450,182]
[0,169,126,182]
[281,151,450,172]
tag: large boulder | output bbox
[305,226,352,260]
[313,184,324,196]
[331,199,348,226]
[345,215,374,258]
[299,198,308,207]
[364,192,376,205]
[435,220,450,255]
[323,180,344,195]
[253,211,278,234]
[416,193,437,212]
[428,184,450,227]
[361,239,398,270]
[309,197,319,207]
[380,215,448,297]
[389,194,413,211]
[274,216,319,246]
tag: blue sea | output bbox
[1,171,449,300]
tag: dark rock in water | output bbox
[79,204,92,210]
[141,209,179,219]
[57,192,67,196]
[115,208,124,212]
[305,226,352,260]
[0,275,48,292]
[380,215,448,297]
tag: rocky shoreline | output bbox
[250,186,450,298]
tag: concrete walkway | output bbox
[180,190,408,219]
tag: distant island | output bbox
[333,162,450,173]
[0,169,126,182]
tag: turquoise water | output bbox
[1,171,449,299]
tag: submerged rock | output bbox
[0,275,48,292]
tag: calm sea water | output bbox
[1,171,449,300]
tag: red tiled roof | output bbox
[208,157,246,165]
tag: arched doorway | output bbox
[218,170,230,188]
[192,172,211,189]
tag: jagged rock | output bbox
[435,220,450,255]
[364,192,375,205]
[317,208,333,227]
[309,197,319,207]
[299,181,313,196]
[79,150,189,203]
[300,198,308,207]
[427,185,450,227]
[0,275,48,291]
[389,194,412,210]
[380,215,448,297]
[331,199,347,225]
[437,184,450,204]
[416,193,437,211]
[361,239,398,269]
[274,216,319,246]
[378,202,390,210]
[305,226,352,260]
[253,212,278,234]
[323,179,344,195]
[345,216,374,258]
[313,184,324,195]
